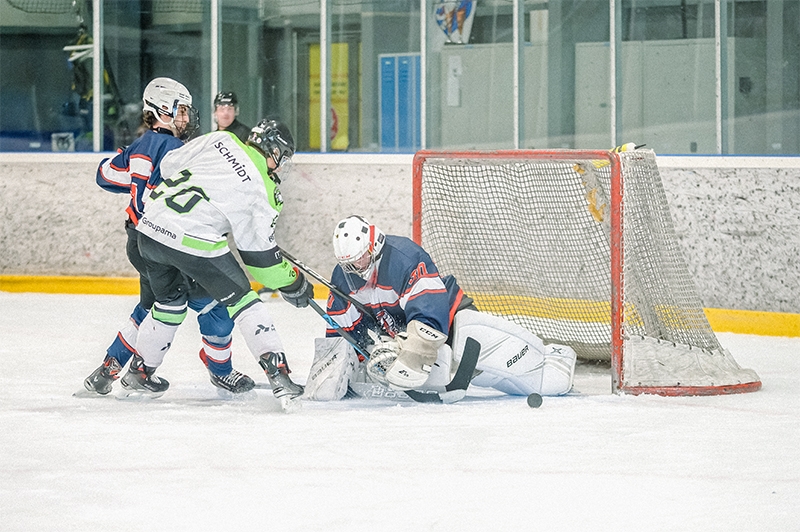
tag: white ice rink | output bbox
[0,291,798,531]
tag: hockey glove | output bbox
[279,270,313,308]
[365,339,400,386]
[385,320,447,390]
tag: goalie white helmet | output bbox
[142,77,198,140]
[333,215,386,280]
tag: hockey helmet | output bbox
[142,77,198,140]
[248,119,295,173]
[333,215,386,279]
[214,91,238,108]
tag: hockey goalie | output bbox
[290,215,577,401]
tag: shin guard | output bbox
[233,302,285,361]
[105,304,149,366]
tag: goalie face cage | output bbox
[412,149,761,396]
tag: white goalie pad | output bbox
[450,309,576,396]
[540,344,577,396]
[425,344,454,390]
[306,337,359,401]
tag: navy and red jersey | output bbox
[95,129,184,224]
[326,235,465,346]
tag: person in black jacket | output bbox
[213,91,251,142]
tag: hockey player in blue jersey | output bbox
[294,215,578,401]
[83,77,255,396]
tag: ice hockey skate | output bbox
[198,349,255,394]
[82,356,122,395]
[120,354,169,398]
[258,351,303,411]
[208,369,255,395]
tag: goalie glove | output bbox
[279,269,313,308]
[385,320,447,390]
[365,339,399,386]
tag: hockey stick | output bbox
[404,337,480,404]
[280,248,377,323]
[307,299,371,360]
[305,299,474,404]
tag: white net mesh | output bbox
[416,149,760,394]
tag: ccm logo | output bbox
[419,326,438,338]
[507,345,529,367]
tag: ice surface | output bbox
[0,292,797,531]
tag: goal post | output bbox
[412,148,761,396]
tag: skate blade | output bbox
[116,388,166,401]
[279,395,302,413]
[215,388,258,401]
[73,388,114,399]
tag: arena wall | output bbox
[1,152,798,314]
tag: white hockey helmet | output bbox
[333,215,386,279]
[142,77,198,139]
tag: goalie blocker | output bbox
[304,309,577,401]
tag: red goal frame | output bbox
[412,149,761,396]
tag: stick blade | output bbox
[404,390,443,403]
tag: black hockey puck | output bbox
[526,393,543,408]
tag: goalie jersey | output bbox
[136,131,295,288]
[326,235,467,346]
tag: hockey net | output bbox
[413,149,761,396]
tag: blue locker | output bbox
[379,53,420,152]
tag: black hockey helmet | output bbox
[248,119,295,173]
[214,91,238,108]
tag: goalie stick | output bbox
[404,337,481,404]
[305,298,478,404]
[307,299,371,360]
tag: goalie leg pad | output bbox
[451,311,577,396]
[306,337,358,401]
[419,344,453,391]
[450,309,547,396]
[539,344,577,396]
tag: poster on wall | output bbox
[309,43,349,150]
[435,0,476,44]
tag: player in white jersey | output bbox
[84,77,256,398]
[126,119,313,402]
